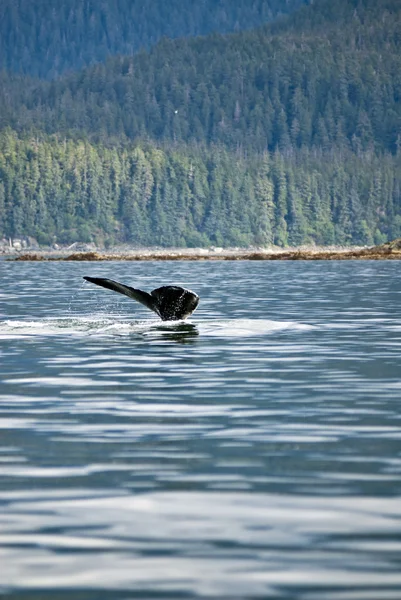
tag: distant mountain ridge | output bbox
[1,0,400,155]
[0,0,307,79]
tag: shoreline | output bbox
[7,243,401,262]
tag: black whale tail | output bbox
[83,276,199,321]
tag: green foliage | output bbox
[0,0,306,79]
[2,0,400,156]
[0,130,400,247]
[0,0,400,248]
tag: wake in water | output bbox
[0,316,313,341]
[200,318,314,337]
[0,316,152,339]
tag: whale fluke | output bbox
[83,276,199,321]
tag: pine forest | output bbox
[0,0,400,248]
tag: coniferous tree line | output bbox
[1,130,400,247]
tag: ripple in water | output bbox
[0,316,314,340]
[0,260,401,599]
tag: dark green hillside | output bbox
[0,0,307,79]
[271,0,399,33]
[3,0,400,155]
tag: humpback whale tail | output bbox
[83,276,199,321]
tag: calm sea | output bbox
[0,260,401,600]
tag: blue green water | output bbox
[0,260,401,599]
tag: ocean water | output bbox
[0,259,400,599]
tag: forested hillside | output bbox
[2,0,400,155]
[1,130,400,247]
[0,0,400,248]
[0,0,306,79]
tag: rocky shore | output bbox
[6,238,401,261]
